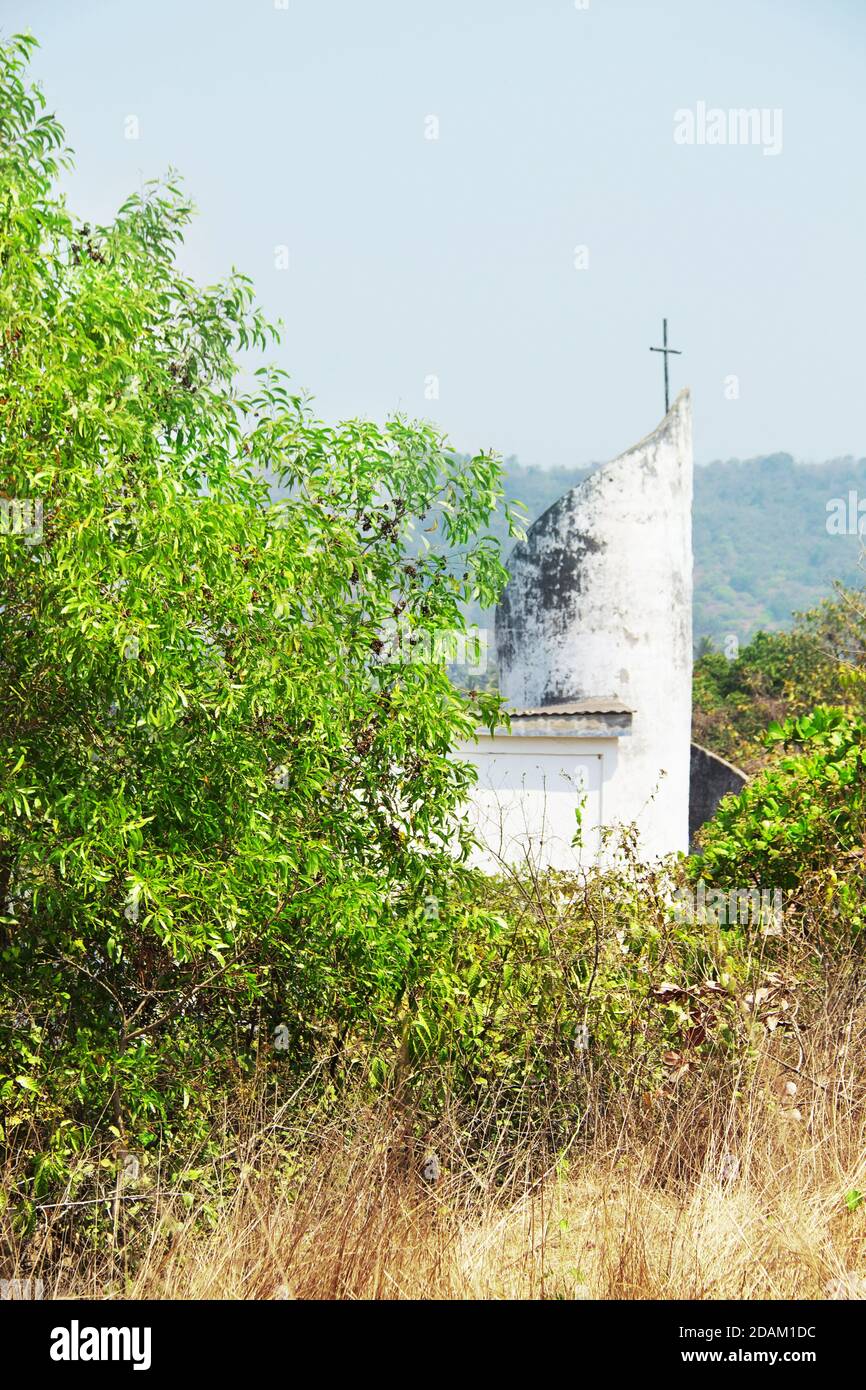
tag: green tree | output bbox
[0,34,519,1172]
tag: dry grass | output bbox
[7,1043,865,1302]
[5,934,864,1301]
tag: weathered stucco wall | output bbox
[495,389,694,860]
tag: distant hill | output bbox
[691,453,866,641]
[477,453,866,648]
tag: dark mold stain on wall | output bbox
[497,495,605,672]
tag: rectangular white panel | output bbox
[459,750,603,871]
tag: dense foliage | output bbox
[693,706,866,938]
[692,588,866,771]
[0,34,526,1181]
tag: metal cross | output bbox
[649,318,682,415]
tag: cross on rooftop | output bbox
[649,318,682,415]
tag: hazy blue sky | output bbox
[8,0,866,467]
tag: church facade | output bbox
[458,390,744,869]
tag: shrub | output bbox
[693,706,866,938]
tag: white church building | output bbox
[458,389,745,870]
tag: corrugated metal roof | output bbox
[507,700,634,717]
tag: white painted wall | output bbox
[495,391,693,861]
[457,735,614,872]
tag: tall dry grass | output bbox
[4,870,864,1302]
[5,1017,865,1301]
